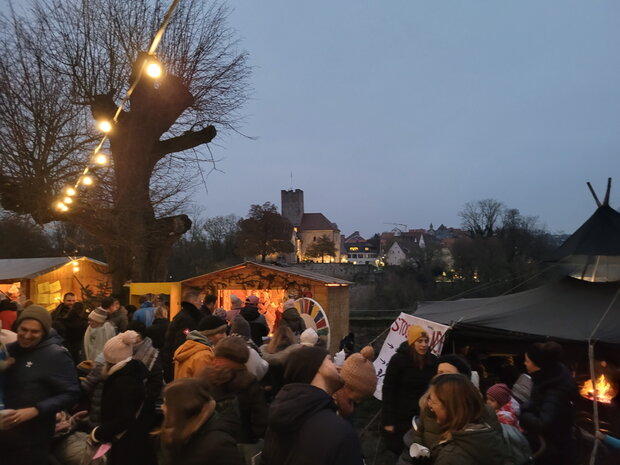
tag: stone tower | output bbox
[281,189,304,227]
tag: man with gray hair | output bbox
[162,289,208,382]
[227,294,243,322]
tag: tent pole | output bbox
[591,256,601,282]
[588,342,599,465]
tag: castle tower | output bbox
[281,189,304,227]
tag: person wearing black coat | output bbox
[92,331,156,465]
[261,346,364,465]
[145,308,169,350]
[159,377,243,465]
[240,296,269,347]
[62,301,88,362]
[382,325,437,454]
[162,292,206,381]
[519,342,578,465]
[0,306,80,465]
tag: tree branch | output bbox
[154,126,217,158]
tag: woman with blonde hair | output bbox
[158,377,243,465]
[426,374,511,465]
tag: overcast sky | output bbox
[194,1,620,237]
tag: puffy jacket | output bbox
[279,308,306,334]
[146,317,169,350]
[397,404,502,464]
[1,331,80,448]
[173,331,215,379]
[519,363,578,465]
[382,341,437,429]
[262,383,364,465]
[162,301,206,381]
[432,423,513,465]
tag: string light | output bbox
[73,265,80,273]
[94,154,108,165]
[52,0,180,211]
[98,120,112,133]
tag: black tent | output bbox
[415,276,620,343]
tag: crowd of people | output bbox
[0,291,617,465]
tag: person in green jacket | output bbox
[426,374,512,465]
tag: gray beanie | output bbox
[15,305,52,334]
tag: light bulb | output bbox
[98,120,112,133]
[95,154,108,165]
[65,187,76,196]
[56,201,66,210]
[73,266,80,273]
[83,175,93,185]
[146,62,162,78]
[72,260,79,266]
[64,197,73,204]
[61,204,69,212]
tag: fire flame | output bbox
[580,374,617,404]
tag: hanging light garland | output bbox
[53,0,180,213]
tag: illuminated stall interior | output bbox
[181,262,351,353]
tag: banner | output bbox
[373,313,450,400]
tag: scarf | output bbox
[133,337,159,371]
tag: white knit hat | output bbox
[103,331,139,364]
[300,328,319,347]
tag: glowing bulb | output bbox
[72,260,79,266]
[146,62,162,78]
[73,266,80,273]
[56,201,66,210]
[65,187,76,196]
[98,120,112,133]
[95,154,108,165]
[64,197,73,204]
[61,204,69,212]
[82,175,93,185]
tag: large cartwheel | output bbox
[293,297,331,349]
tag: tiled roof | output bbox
[300,213,338,231]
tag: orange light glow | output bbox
[580,374,617,404]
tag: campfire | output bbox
[580,374,617,404]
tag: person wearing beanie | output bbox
[91,331,156,465]
[486,383,521,429]
[240,295,269,347]
[520,342,578,465]
[300,327,319,347]
[0,305,80,465]
[229,315,268,381]
[278,299,306,335]
[262,346,364,465]
[173,315,227,379]
[436,354,472,379]
[333,353,377,417]
[84,308,116,361]
[261,326,303,397]
[198,336,268,444]
[382,324,437,454]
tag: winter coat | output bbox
[159,412,244,465]
[1,331,80,449]
[382,341,437,430]
[199,360,268,443]
[397,404,502,465]
[241,305,269,346]
[173,330,215,379]
[0,309,16,332]
[146,317,169,350]
[133,302,155,327]
[431,422,513,465]
[162,301,206,381]
[262,383,364,465]
[260,343,303,394]
[62,311,88,362]
[519,363,578,465]
[496,398,521,429]
[83,322,116,361]
[106,307,129,333]
[80,355,106,427]
[279,308,306,334]
[94,359,155,465]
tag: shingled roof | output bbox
[299,213,339,231]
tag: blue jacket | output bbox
[0,330,80,447]
[134,302,155,327]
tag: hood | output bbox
[140,302,154,309]
[201,364,255,394]
[281,308,302,322]
[446,424,509,465]
[173,337,213,364]
[267,383,335,433]
[241,305,260,321]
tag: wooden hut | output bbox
[0,257,109,310]
[181,262,352,353]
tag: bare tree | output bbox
[459,199,505,238]
[0,0,250,293]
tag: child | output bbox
[486,383,521,429]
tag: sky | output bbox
[194,1,620,238]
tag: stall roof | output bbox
[415,277,620,343]
[182,261,352,286]
[0,257,106,281]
